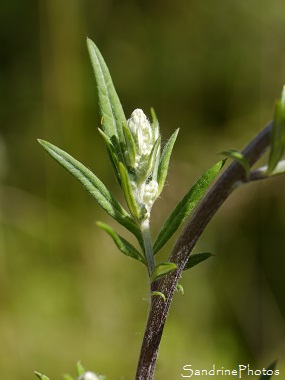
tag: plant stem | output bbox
[135,121,273,380]
[141,220,156,278]
[249,159,285,181]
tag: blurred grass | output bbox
[0,0,285,379]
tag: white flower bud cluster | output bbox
[125,109,160,220]
[78,371,99,380]
[127,109,159,172]
[142,180,158,208]
[130,179,158,219]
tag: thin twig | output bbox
[135,121,273,380]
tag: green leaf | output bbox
[87,38,126,144]
[122,124,136,167]
[269,159,285,176]
[150,262,177,283]
[145,137,161,180]
[176,283,184,295]
[220,149,250,177]
[63,375,74,380]
[34,372,50,380]
[183,252,214,271]
[149,110,161,181]
[150,108,160,145]
[76,362,85,376]
[153,160,225,254]
[97,128,121,183]
[150,107,158,124]
[151,291,166,302]
[157,129,179,196]
[268,88,285,174]
[97,221,146,265]
[258,360,278,379]
[38,139,140,240]
[118,162,140,220]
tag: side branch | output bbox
[135,121,273,380]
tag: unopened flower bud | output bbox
[123,108,161,221]
[143,180,159,207]
[78,371,99,380]
[127,109,158,175]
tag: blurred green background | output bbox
[1,1,285,379]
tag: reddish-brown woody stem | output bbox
[135,121,273,380]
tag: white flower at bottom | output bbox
[78,372,99,380]
[131,179,158,220]
[143,180,158,208]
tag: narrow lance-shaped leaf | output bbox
[268,87,285,174]
[150,262,177,283]
[152,291,166,302]
[150,108,160,144]
[156,129,179,197]
[118,162,140,220]
[76,362,85,376]
[183,252,214,271]
[144,137,161,180]
[38,139,141,240]
[220,149,250,177]
[122,124,136,167]
[110,134,125,164]
[153,160,225,254]
[150,107,158,124]
[63,375,74,380]
[97,128,121,184]
[87,38,126,144]
[152,149,160,183]
[269,159,285,176]
[150,109,161,181]
[97,221,146,265]
[176,284,184,295]
[34,372,50,380]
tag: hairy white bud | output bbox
[125,108,161,221]
[143,180,159,207]
[128,109,153,154]
[78,372,99,380]
[127,109,158,173]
